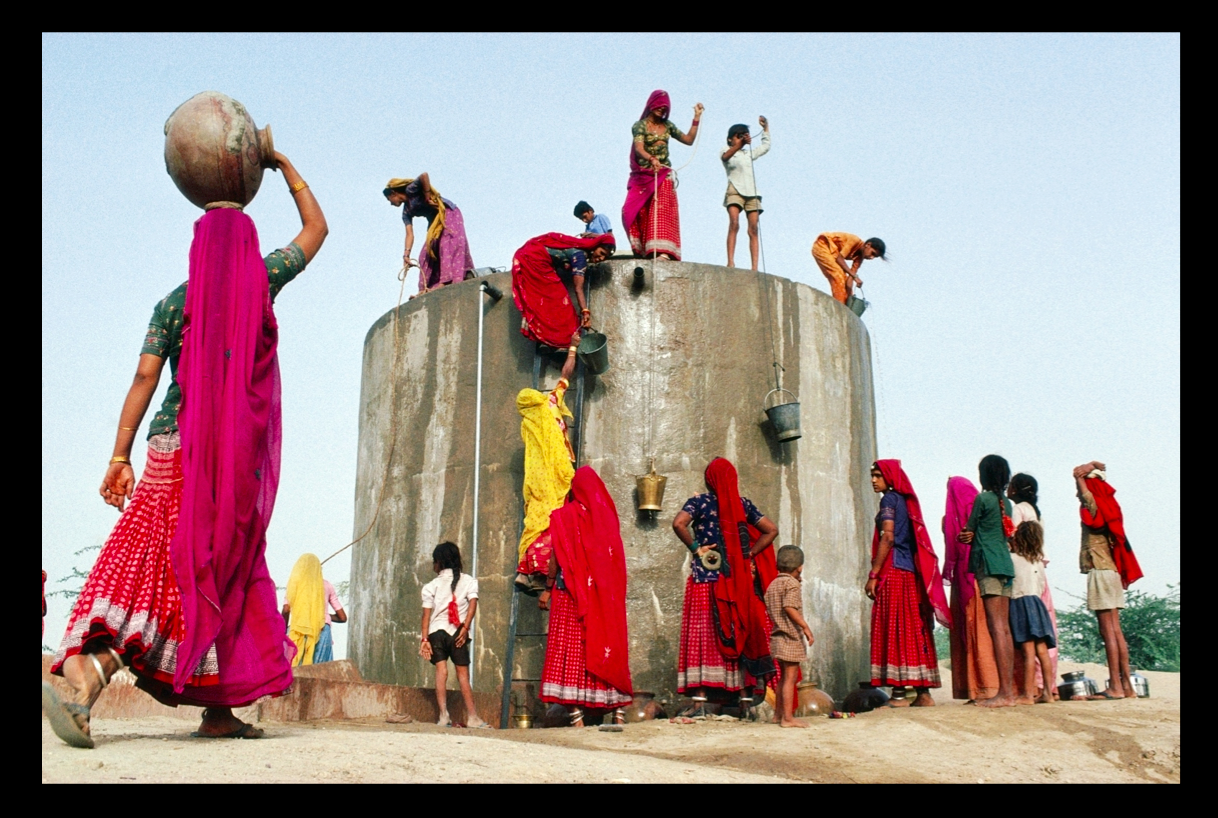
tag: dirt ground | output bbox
[42,661,1179,784]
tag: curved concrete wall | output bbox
[349,259,877,701]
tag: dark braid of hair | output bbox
[433,541,463,594]
[978,454,1011,507]
[1010,473,1041,520]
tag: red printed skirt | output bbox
[677,576,743,693]
[627,175,681,260]
[540,585,632,708]
[870,567,941,688]
[51,435,219,687]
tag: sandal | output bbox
[42,682,95,749]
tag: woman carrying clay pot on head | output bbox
[384,173,475,297]
[44,151,328,748]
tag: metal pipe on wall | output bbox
[470,280,503,687]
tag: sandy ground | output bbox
[42,661,1179,783]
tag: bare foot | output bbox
[974,694,1019,708]
[1087,688,1125,700]
[195,708,264,738]
[911,691,936,707]
[466,716,490,729]
[1016,696,1037,706]
[1035,692,1054,704]
[779,717,809,728]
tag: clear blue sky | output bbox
[43,34,1179,660]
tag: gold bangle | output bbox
[119,426,138,432]
[109,456,131,465]
[290,180,308,194]
[568,346,579,354]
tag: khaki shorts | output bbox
[977,573,1012,598]
[724,182,763,213]
[1087,569,1126,611]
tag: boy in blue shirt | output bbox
[574,201,613,238]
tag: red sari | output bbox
[540,467,632,708]
[622,90,682,260]
[1082,477,1143,588]
[511,232,616,349]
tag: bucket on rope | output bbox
[578,330,610,375]
[846,294,868,317]
[636,460,667,511]
[764,388,802,442]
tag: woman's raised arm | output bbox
[273,151,328,263]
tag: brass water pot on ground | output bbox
[636,460,667,511]
[164,91,276,209]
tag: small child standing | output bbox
[764,545,815,728]
[420,542,488,727]
[721,116,770,270]
[1009,522,1057,704]
[574,201,613,237]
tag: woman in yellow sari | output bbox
[515,334,581,593]
[283,553,325,666]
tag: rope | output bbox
[321,265,411,566]
[744,131,782,392]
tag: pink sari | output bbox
[943,476,999,700]
[167,208,293,706]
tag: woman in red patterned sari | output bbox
[622,90,703,260]
[44,152,327,748]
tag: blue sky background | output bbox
[43,33,1179,660]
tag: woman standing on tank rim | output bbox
[865,460,950,707]
[622,90,703,260]
[44,152,328,748]
[957,454,1021,707]
[384,173,475,297]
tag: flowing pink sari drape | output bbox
[169,208,293,705]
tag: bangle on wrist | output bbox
[119,426,138,432]
[110,456,131,466]
[290,180,308,193]
[568,346,579,354]
[868,571,879,580]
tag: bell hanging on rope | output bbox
[636,459,667,512]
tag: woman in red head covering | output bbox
[512,232,616,348]
[866,460,949,707]
[537,467,633,725]
[621,90,703,260]
[45,152,328,748]
[672,458,779,714]
[942,476,1000,701]
[1072,461,1143,699]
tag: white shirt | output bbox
[421,570,479,636]
[721,130,771,197]
[1010,553,1045,599]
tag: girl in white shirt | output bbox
[1009,522,1057,704]
[721,116,770,271]
[420,542,488,727]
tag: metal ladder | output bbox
[498,341,587,728]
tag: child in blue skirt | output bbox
[1010,521,1057,704]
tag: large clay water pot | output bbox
[794,681,835,718]
[164,91,276,209]
[842,681,890,713]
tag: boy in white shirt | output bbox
[721,116,770,271]
[420,541,488,727]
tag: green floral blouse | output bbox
[631,119,684,171]
[140,243,307,439]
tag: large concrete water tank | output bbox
[349,259,878,702]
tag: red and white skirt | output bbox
[540,585,632,708]
[628,175,681,260]
[677,576,743,693]
[51,434,219,687]
[870,567,941,688]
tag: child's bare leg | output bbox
[1016,641,1037,704]
[1094,610,1127,698]
[726,205,741,267]
[1034,641,1055,702]
[1111,611,1135,697]
[455,665,486,726]
[746,210,760,271]
[434,660,451,722]
[976,595,1019,707]
[779,661,807,727]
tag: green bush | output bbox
[1055,583,1179,671]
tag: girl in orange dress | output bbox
[811,232,886,304]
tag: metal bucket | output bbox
[578,330,610,375]
[636,462,667,511]
[764,388,802,442]
[846,294,868,317]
